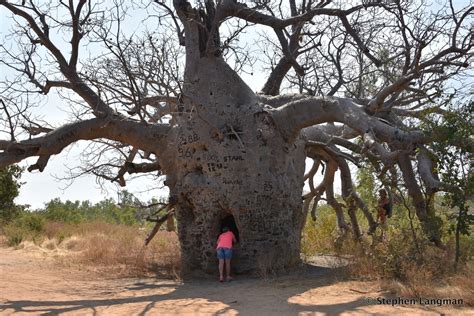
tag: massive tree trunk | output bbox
[163,57,306,274]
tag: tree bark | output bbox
[398,154,443,246]
[163,57,306,274]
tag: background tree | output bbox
[0,0,472,274]
[428,100,474,267]
[0,165,23,224]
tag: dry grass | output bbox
[384,262,474,306]
[74,223,181,277]
[7,221,181,277]
[447,263,474,305]
[343,236,474,307]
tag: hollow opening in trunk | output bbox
[220,214,240,242]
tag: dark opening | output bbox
[221,214,240,242]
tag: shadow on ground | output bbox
[0,262,387,315]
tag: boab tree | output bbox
[0,0,472,274]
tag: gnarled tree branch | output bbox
[0,117,170,172]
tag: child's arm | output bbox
[216,235,221,247]
[232,233,237,244]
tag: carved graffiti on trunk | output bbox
[177,131,200,159]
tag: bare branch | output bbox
[0,117,170,171]
[145,203,175,245]
[272,96,428,146]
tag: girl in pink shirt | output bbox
[216,227,237,282]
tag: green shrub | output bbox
[0,165,23,224]
[301,204,339,257]
[39,198,141,226]
[15,213,45,232]
[41,199,83,223]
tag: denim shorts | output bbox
[217,247,233,260]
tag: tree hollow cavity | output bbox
[220,214,240,242]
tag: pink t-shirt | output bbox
[217,231,235,249]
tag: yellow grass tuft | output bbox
[3,220,181,277]
[60,222,181,276]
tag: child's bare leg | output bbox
[219,259,225,280]
[225,259,232,278]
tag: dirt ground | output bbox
[0,246,471,315]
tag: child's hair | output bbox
[222,226,229,232]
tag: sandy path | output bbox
[0,247,471,315]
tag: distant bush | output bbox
[3,213,45,246]
[38,198,142,226]
[15,212,45,232]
